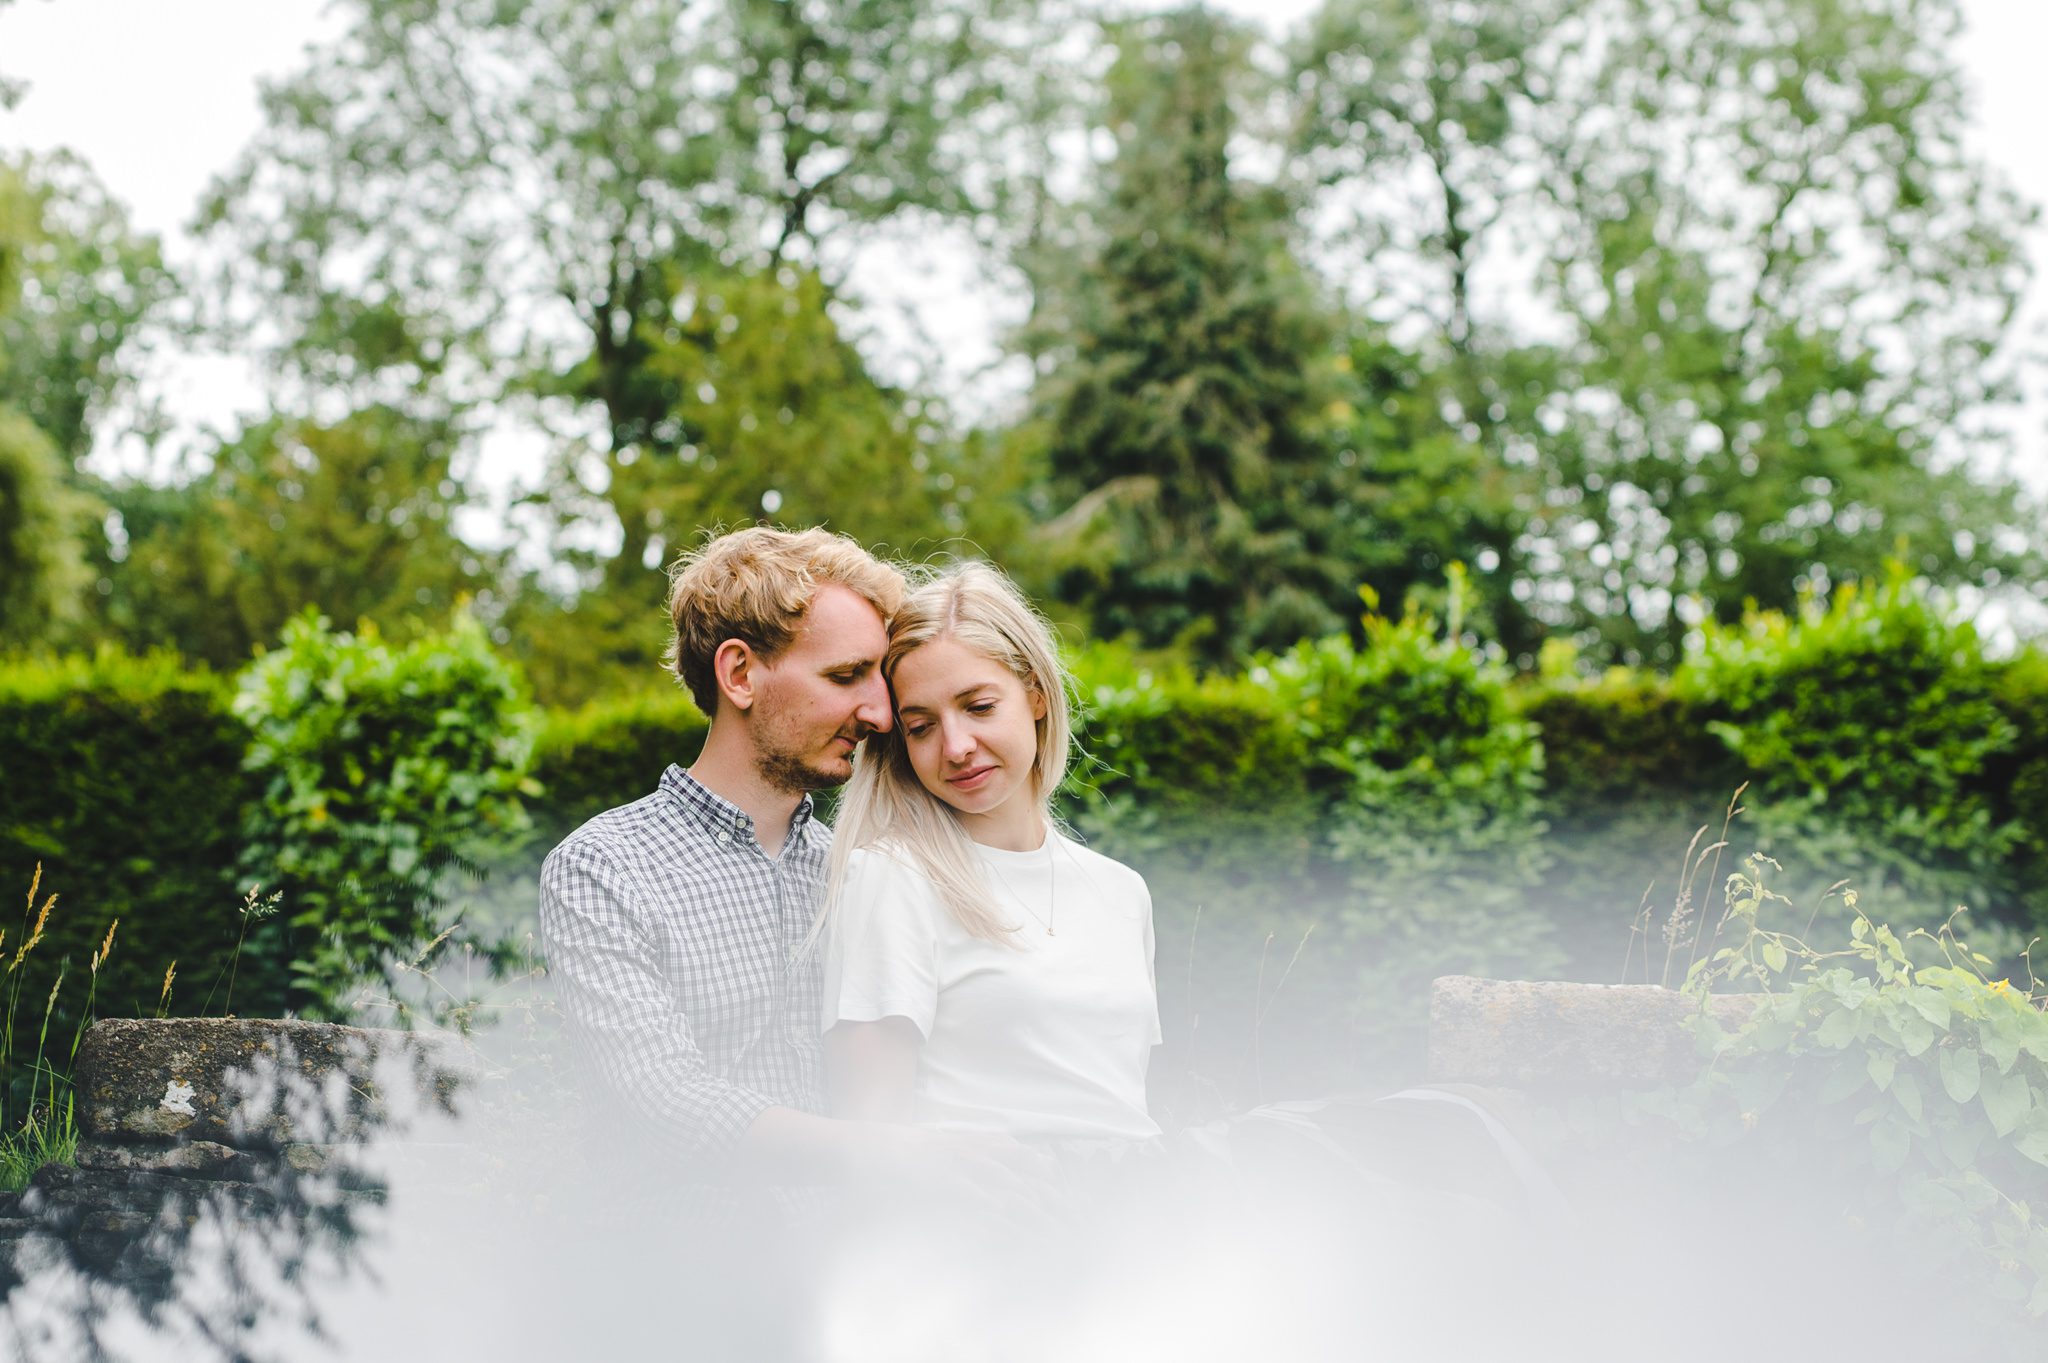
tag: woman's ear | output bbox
[712,639,757,713]
[1027,682,1047,721]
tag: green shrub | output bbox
[527,689,708,851]
[1057,646,1333,1110]
[0,650,251,1061]
[234,610,538,1015]
[1519,670,1745,977]
[1653,858,2048,1335]
[1263,607,1556,989]
[1063,643,1316,865]
[1674,571,2022,939]
[1986,651,2048,930]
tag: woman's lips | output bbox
[947,765,995,791]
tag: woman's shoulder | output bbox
[1053,832,1151,903]
[841,842,945,907]
[845,840,926,880]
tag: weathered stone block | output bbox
[74,1017,470,1148]
[1428,975,1755,1089]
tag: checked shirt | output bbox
[538,765,827,1160]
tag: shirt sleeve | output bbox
[1139,877,1165,1047]
[822,850,943,1038]
[538,838,774,1159]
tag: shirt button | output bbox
[716,831,731,844]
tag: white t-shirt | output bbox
[822,831,1164,1141]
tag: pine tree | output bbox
[1037,8,1357,664]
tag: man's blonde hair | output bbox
[663,526,905,714]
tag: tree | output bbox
[1030,7,1362,665]
[201,0,1051,693]
[0,151,172,468]
[104,408,491,668]
[0,158,106,650]
[506,263,980,704]
[1295,0,2041,664]
[0,407,89,649]
[200,0,1036,456]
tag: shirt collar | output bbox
[660,764,816,846]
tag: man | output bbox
[538,525,997,1183]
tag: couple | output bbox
[538,526,1159,1190]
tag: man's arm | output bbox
[540,839,1045,1187]
[539,838,785,1165]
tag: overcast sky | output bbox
[1,0,2043,498]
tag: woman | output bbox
[810,563,1563,1357]
[819,561,1163,1143]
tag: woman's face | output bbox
[889,634,1046,842]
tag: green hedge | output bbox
[0,650,254,1089]
[527,690,709,850]
[1519,672,1745,979]
[8,573,2046,1102]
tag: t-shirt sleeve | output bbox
[822,850,944,1039]
[1139,876,1165,1047]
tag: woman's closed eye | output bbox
[902,700,997,738]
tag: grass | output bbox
[0,863,89,1192]
[0,860,529,1194]
[0,864,177,1193]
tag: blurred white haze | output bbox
[0,3,2045,1359]
[0,993,2001,1363]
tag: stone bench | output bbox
[1426,974,1754,1090]
[0,1017,473,1294]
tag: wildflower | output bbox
[1990,978,2014,997]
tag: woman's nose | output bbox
[941,716,976,762]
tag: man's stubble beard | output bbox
[757,744,848,795]
[752,716,859,796]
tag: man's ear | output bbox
[712,639,759,713]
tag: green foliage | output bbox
[0,151,172,467]
[0,651,252,1055]
[1666,860,2048,1324]
[1034,8,1360,664]
[1052,590,1555,1101]
[0,407,91,649]
[233,611,539,1015]
[1674,571,2021,930]
[1266,592,1556,991]
[100,407,493,670]
[195,0,1043,693]
[1293,0,2040,665]
[1987,651,2048,927]
[1521,667,1744,973]
[1324,329,1525,645]
[527,691,709,851]
[1064,643,1313,854]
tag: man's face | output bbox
[747,583,893,794]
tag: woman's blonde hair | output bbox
[825,561,1075,944]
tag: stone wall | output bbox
[0,1017,471,1298]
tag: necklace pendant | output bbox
[1046,926,1055,936]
